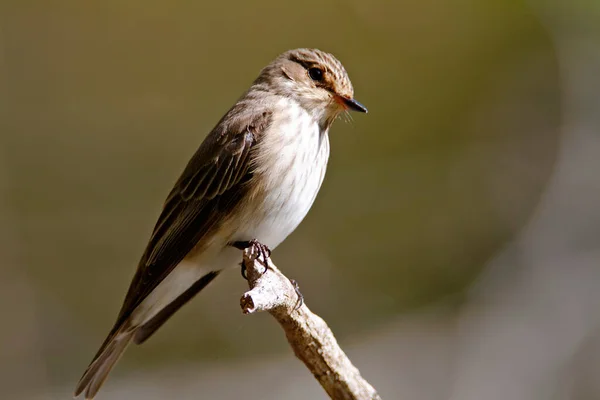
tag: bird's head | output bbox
[256,48,367,126]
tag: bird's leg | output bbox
[289,279,304,310]
[230,239,271,274]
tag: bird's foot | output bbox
[231,239,271,278]
[289,279,304,310]
[240,261,248,280]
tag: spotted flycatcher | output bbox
[74,48,367,399]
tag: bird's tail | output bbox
[74,325,135,400]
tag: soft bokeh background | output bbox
[1,0,599,399]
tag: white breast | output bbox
[134,100,330,324]
[236,98,330,249]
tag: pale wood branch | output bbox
[240,245,382,400]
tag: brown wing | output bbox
[113,106,272,330]
[75,107,271,399]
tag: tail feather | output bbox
[74,328,134,399]
[133,271,220,344]
[74,270,221,398]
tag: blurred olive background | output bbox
[2,0,590,399]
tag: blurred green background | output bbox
[0,0,563,398]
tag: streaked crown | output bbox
[253,48,366,123]
[282,48,354,99]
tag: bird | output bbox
[74,48,367,399]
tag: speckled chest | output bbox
[236,100,330,248]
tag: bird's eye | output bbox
[308,67,324,82]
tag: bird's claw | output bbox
[240,262,248,280]
[289,279,304,310]
[232,239,271,278]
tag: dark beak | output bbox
[342,97,368,113]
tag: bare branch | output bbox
[240,245,382,400]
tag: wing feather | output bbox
[110,107,271,328]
